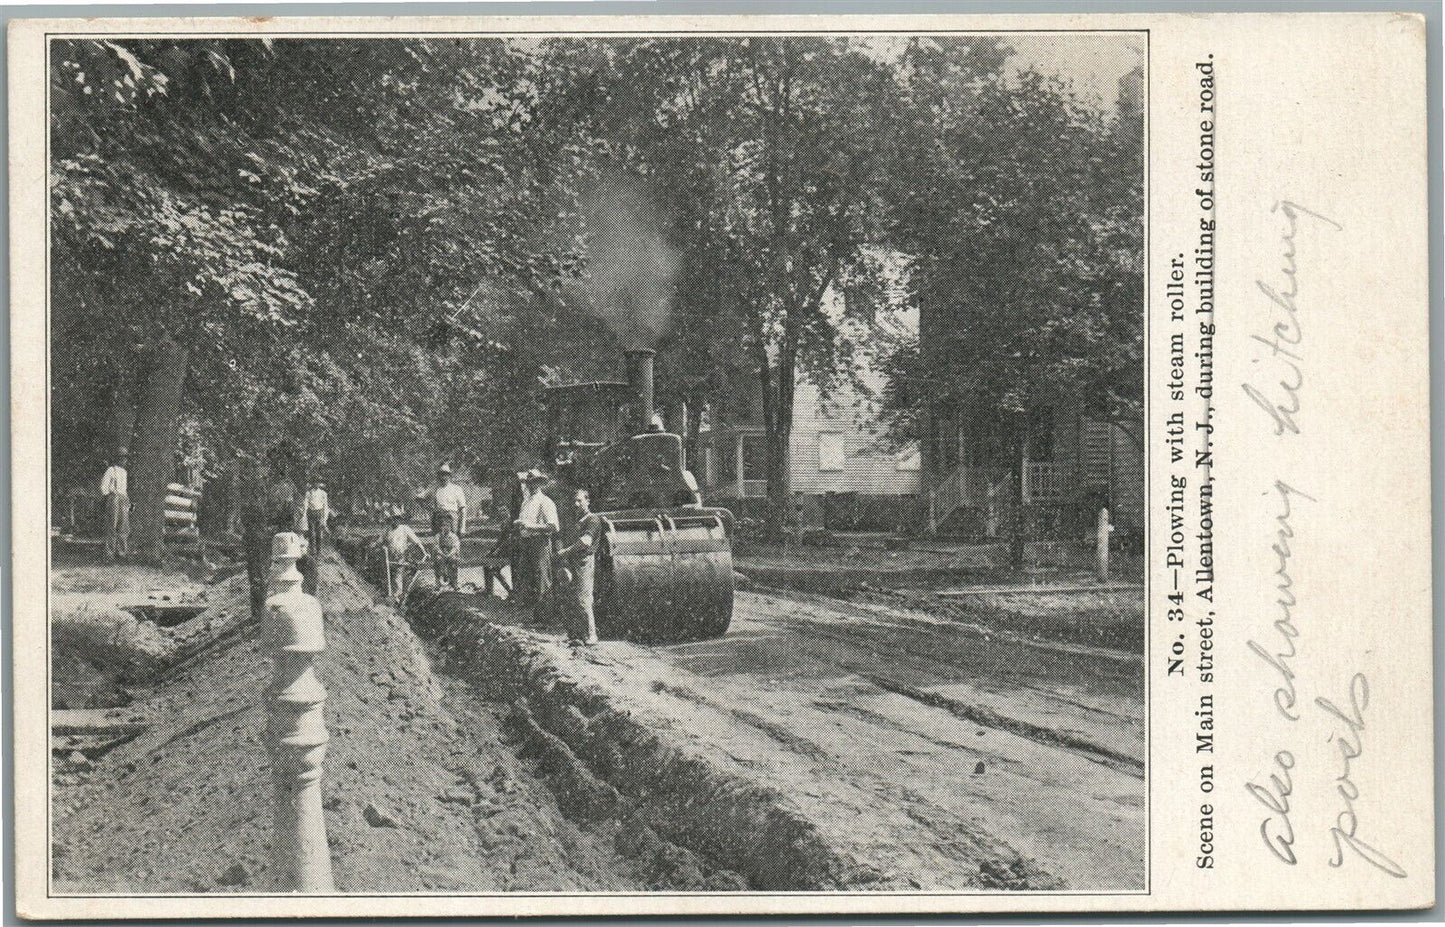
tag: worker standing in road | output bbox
[304,478,329,554]
[513,469,559,618]
[238,455,273,619]
[272,463,319,595]
[503,469,529,599]
[557,488,602,645]
[239,450,302,616]
[432,463,468,537]
[100,447,130,561]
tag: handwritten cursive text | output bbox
[1316,674,1408,878]
[1242,200,1341,436]
[1246,749,1298,865]
[1247,479,1316,721]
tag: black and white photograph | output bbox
[46,29,1145,896]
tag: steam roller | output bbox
[542,349,734,642]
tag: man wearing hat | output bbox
[557,488,602,645]
[378,511,428,603]
[513,469,560,616]
[100,447,130,561]
[432,463,468,537]
[304,477,330,555]
[494,469,530,598]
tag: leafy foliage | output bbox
[566,38,912,523]
[50,38,601,507]
[49,36,1142,545]
[882,44,1144,452]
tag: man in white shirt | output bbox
[100,447,129,561]
[304,479,329,554]
[513,470,559,615]
[378,513,427,602]
[432,463,468,537]
[504,470,530,598]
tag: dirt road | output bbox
[651,588,1143,889]
[430,560,1145,891]
[54,538,1144,893]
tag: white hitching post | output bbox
[1096,507,1112,582]
[265,532,335,892]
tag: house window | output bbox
[818,433,846,471]
[741,434,769,481]
[896,447,921,471]
[1027,407,1055,461]
[718,437,737,483]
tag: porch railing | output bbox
[1022,460,1064,502]
[928,465,1013,534]
[928,458,1067,533]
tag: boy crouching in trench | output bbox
[433,521,462,591]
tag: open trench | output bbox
[346,538,1144,892]
[405,632,752,892]
[383,599,878,888]
[53,541,1141,893]
[336,543,879,892]
[52,552,763,893]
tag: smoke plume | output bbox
[578,175,678,349]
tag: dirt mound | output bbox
[51,578,248,708]
[50,560,214,597]
[50,560,245,709]
[410,593,877,891]
[51,553,669,893]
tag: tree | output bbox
[51,39,315,558]
[578,38,908,532]
[882,41,1144,561]
[49,38,598,558]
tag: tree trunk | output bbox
[763,335,797,539]
[238,457,273,621]
[765,418,792,536]
[110,357,138,456]
[1009,429,1026,568]
[129,337,189,564]
[754,344,777,538]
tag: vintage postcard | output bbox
[9,10,1432,918]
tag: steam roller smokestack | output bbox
[625,348,656,434]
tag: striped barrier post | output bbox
[164,482,203,552]
[265,532,334,892]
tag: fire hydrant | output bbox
[265,532,334,892]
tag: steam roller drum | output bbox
[595,512,733,642]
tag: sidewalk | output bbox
[733,535,1135,596]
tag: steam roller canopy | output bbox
[596,511,733,642]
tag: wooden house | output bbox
[694,245,1143,539]
[696,270,924,532]
[921,398,1143,540]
